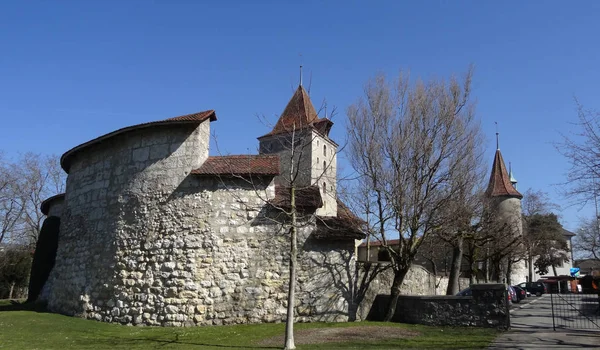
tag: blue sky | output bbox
[1,1,599,231]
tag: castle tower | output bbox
[486,147,525,283]
[257,85,337,217]
[487,149,523,217]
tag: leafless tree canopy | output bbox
[557,103,600,204]
[0,152,65,246]
[555,103,600,262]
[574,217,600,261]
[346,66,483,318]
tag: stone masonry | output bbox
[44,90,363,326]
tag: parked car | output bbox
[517,281,547,296]
[456,287,514,307]
[512,285,527,302]
[507,285,517,304]
[456,287,472,296]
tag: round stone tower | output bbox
[486,147,526,284]
[46,111,215,320]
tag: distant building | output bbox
[575,258,600,276]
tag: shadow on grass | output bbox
[90,332,281,349]
[0,299,49,313]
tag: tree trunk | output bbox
[484,257,490,283]
[528,252,534,282]
[505,259,513,285]
[446,237,463,295]
[9,281,15,299]
[383,268,408,322]
[284,188,297,350]
[552,264,558,277]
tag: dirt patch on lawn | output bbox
[258,326,420,346]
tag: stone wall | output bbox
[354,263,471,321]
[46,197,65,218]
[47,121,356,326]
[367,284,509,329]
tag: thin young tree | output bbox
[210,83,361,349]
[346,66,483,320]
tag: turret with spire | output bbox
[485,127,526,284]
[258,74,337,217]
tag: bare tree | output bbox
[521,188,562,280]
[212,87,359,349]
[434,145,486,295]
[0,154,26,245]
[18,153,66,244]
[556,102,600,204]
[0,153,65,246]
[346,66,483,320]
[574,217,600,261]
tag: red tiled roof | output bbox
[40,193,66,215]
[358,239,400,248]
[258,85,335,139]
[191,155,280,177]
[61,110,217,173]
[270,185,323,210]
[486,150,523,199]
[315,200,366,240]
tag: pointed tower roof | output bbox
[486,150,523,199]
[509,168,517,185]
[258,85,332,139]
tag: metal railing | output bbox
[550,292,600,330]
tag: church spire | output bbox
[486,150,523,199]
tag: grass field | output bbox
[0,300,499,349]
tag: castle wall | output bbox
[46,198,65,218]
[48,122,355,326]
[47,121,211,318]
[495,197,523,236]
[492,196,527,284]
[259,132,314,188]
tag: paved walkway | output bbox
[488,295,600,349]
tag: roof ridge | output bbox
[61,110,216,173]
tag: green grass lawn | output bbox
[0,300,499,349]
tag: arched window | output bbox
[323,145,327,156]
[323,161,326,171]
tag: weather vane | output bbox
[495,121,499,150]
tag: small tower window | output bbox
[317,157,319,165]
[323,182,326,193]
[323,161,326,171]
[323,145,327,156]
